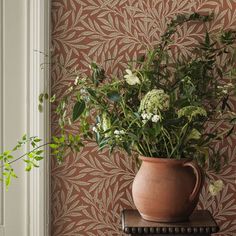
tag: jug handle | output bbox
[183,161,203,202]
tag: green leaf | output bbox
[123,142,131,155]
[28,152,34,158]
[59,135,65,143]
[32,162,39,168]
[72,100,86,121]
[38,93,44,103]
[38,104,43,112]
[3,150,11,156]
[35,156,43,161]
[50,94,56,103]
[52,136,60,143]
[31,142,36,148]
[49,144,59,149]
[205,32,210,47]
[186,129,201,141]
[4,162,11,170]
[44,93,49,100]
[98,138,108,150]
[5,173,11,187]
[34,138,41,142]
[35,150,43,155]
[25,165,32,172]
[107,91,121,102]
[86,88,97,99]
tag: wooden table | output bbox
[122,209,219,235]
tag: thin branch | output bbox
[1,143,51,167]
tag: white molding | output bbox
[0,0,4,229]
[27,0,50,235]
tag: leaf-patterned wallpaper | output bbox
[51,1,236,235]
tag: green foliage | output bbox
[72,99,86,121]
[47,12,236,172]
[0,135,45,189]
[1,12,236,187]
[50,134,84,163]
[38,93,49,112]
[177,106,207,121]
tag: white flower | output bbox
[141,113,148,120]
[151,114,160,123]
[92,126,98,133]
[114,129,125,140]
[209,180,223,196]
[142,119,147,124]
[114,130,120,135]
[139,89,170,113]
[141,112,156,124]
[80,88,86,94]
[141,112,153,120]
[114,129,125,135]
[146,113,153,120]
[124,69,140,85]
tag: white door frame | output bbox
[0,0,50,235]
[27,0,50,235]
[0,0,4,233]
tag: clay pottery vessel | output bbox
[132,156,204,222]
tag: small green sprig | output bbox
[0,134,46,189]
[50,134,84,163]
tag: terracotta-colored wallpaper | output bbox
[51,1,236,235]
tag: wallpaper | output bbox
[51,0,236,235]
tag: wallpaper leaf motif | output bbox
[51,0,236,235]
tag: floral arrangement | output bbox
[1,13,236,189]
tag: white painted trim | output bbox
[27,0,50,235]
[0,0,4,229]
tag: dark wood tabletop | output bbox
[122,209,219,235]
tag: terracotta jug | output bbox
[132,156,204,222]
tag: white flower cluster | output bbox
[114,129,125,140]
[141,112,161,124]
[80,88,90,102]
[114,129,125,135]
[209,179,223,196]
[139,89,170,114]
[124,69,141,85]
[92,122,101,133]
